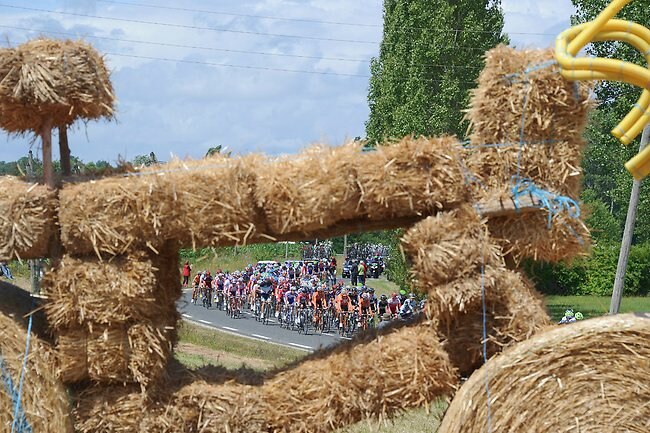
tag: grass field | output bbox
[336,401,448,433]
[544,295,650,321]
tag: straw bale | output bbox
[426,267,550,376]
[59,155,261,258]
[255,142,362,234]
[0,312,73,433]
[402,206,502,288]
[0,38,114,134]
[158,381,269,433]
[73,384,165,433]
[56,320,176,386]
[263,320,456,433]
[487,210,590,263]
[438,313,650,433]
[464,45,591,201]
[42,252,174,329]
[0,176,56,261]
[356,136,467,221]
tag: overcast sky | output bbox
[0,0,577,163]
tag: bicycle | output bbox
[296,307,311,335]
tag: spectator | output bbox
[350,260,358,286]
[357,261,366,286]
[182,261,192,287]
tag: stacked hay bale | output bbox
[463,45,591,263]
[59,155,262,258]
[439,313,650,432]
[262,320,457,433]
[0,176,57,261]
[0,311,73,432]
[43,247,180,388]
[402,206,550,376]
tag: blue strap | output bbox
[510,177,581,227]
[0,314,34,433]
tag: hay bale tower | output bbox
[0,38,115,187]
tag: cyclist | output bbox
[388,292,401,318]
[312,285,327,327]
[399,293,418,319]
[258,277,274,320]
[558,309,576,324]
[377,294,389,317]
[358,292,375,329]
[202,271,213,308]
[335,289,352,329]
[191,272,202,304]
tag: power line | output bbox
[96,0,558,37]
[96,0,381,28]
[0,3,516,50]
[0,24,484,72]
[0,4,380,45]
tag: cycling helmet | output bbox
[361,293,370,300]
[369,288,375,293]
[317,286,325,292]
[575,312,584,320]
[564,309,574,318]
[399,289,407,296]
[391,292,398,298]
[341,289,348,295]
[380,294,387,300]
[409,293,416,299]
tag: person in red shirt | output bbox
[182,261,192,287]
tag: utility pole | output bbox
[285,242,288,259]
[26,151,40,294]
[343,234,348,258]
[610,124,650,314]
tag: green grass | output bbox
[545,295,650,321]
[187,250,301,274]
[363,277,400,297]
[177,322,305,368]
[174,351,220,369]
[336,400,448,433]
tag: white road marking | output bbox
[251,334,271,340]
[182,314,192,318]
[340,336,352,340]
[222,326,239,332]
[289,343,313,350]
[322,333,333,336]
[198,319,211,324]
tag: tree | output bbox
[132,153,159,167]
[366,0,507,142]
[205,145,231,158]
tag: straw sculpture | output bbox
[438,313,650,433]
[0,38,114,134]
[255,142,363,234]
[262,320,457,433]
[0,312,73,433]
[43,248,181,386]
[402,207,550,375]
[0,176,56,261]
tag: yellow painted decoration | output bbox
[555,0,650,179]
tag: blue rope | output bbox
[510,177,581,227]
[0,315,33,433]
[480,256,492,433]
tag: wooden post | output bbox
[343,234,348,258]
[610,124,650,314]
[59,125,71,176]
[26,151,40,294]
[41,117,54,189]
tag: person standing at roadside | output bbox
[182,261,192,287]
[350,260,358,286]
[357,261,366,286]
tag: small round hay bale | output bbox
[0,38,114,134]
[438,313,650,433]
[0,312,73,433]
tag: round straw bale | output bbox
[356,136,467,221]
[263,320,456,433]
[0,176,57,261]
[438,313,650,433]
[0,38,114,134]
[255,142,363,235]
[464,46,591,201]
[0,312,73,433]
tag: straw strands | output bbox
[0,312,73,433]
[0,176,56,261]
[262,320,457,433]
[356,136,467,220]
[463,45,591,201]
[255,142,362,234]
[0,38,115,134]
[438,313,650,433]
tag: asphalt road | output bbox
[178,289,349,352]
